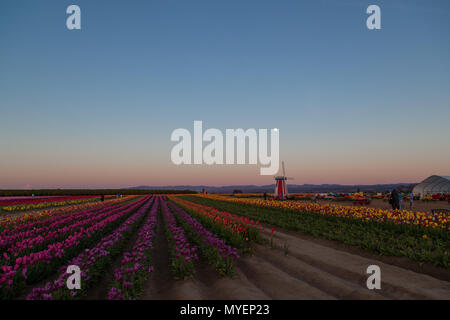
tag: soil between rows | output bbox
[260,222,450,283]
[141,207,175,299]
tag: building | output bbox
[412,175,450,198]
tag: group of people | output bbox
[390,189,414,210]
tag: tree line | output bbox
[0,189,197,197]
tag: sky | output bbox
[1,0,449,188]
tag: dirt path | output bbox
[141,218,450,300]
[142,207,181,299]
[255,229,450,299]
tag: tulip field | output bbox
[0,193,449,300]
[202,195,449,229]
[181,195,449,268]
[0,195,104,213]
[0,194,264,300]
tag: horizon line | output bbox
[0,181,419,190]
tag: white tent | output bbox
[413,175,450,198]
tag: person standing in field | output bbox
[409,192,414,209]
[263,192,267,200]
[390,189,399,210]
[398,192,403,210]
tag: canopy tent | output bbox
[413,175,450,198]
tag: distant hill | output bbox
[0,189,197,196]
[130,183,416,193]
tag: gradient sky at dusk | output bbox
[1,0,449,188]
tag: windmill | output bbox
[274,161,294,200]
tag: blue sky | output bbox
[1,0,449,188]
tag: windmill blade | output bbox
[282,161,286,177]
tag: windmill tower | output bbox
[274,161,293,200]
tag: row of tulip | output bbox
[161,198,198,279]
[0,199,143,263]
[27,196,155,300]
[168,196,263,249]
[201,195,449,230]
[0,197,102,213]
[107,196,159,300]
[0,196,99,207]
[0,196,148,299]
[0,196,134,231]
[0,198,138,256]
[167,199,239,276]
